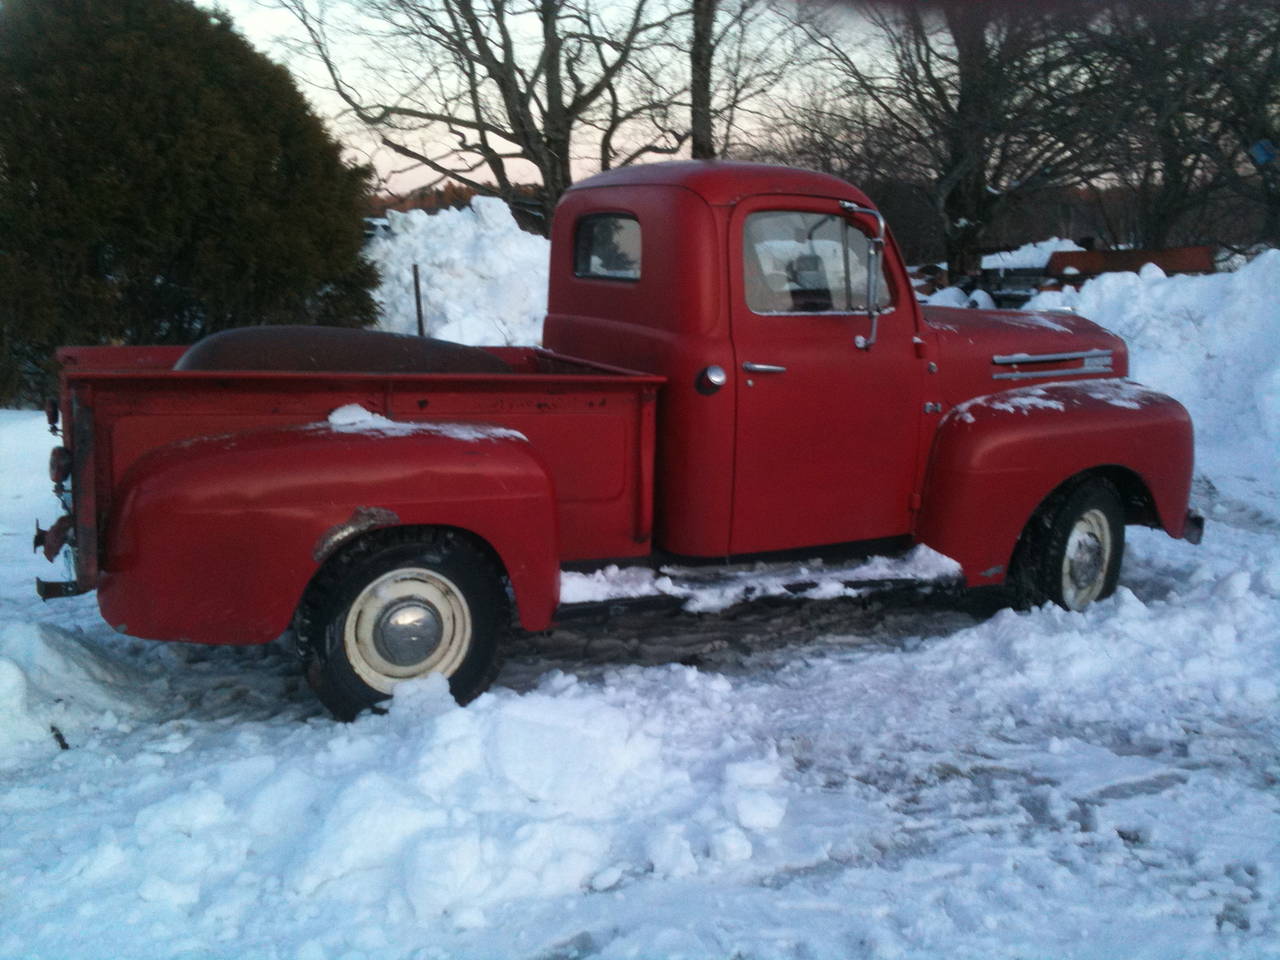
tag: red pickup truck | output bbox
[35,161,1202,719]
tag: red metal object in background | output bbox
[1045,246,1216,283]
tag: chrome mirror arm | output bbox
[840,201,887,351]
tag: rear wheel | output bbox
[1011,478,1125,612]
[298,531,506,720]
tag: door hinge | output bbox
[909,492,923,511]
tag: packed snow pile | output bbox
[1027,251,1280,508]
[915,237,1084,273]
[982,237,1084,270]
[924,285,997,309]
[365,197,550,346]
[0,623,157,754]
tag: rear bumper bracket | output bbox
[1182,509,1205,545]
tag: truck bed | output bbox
[54,343,664,597]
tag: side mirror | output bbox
[855,238,885,350]
[839,200,887,351]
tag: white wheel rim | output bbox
[344,567,472,694]
[1060,508,1112,611]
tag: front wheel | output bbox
[298,531,506,720]
[1011,478,1125,612]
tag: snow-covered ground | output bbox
[1,211,1278,959]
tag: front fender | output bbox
[915,379,1194,586]
[99,421,560,645]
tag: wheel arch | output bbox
[1006,467,1126,574]
[1088,464,1160,528]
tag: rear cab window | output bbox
[574,214,642,281]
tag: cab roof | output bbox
[566,160,874,208]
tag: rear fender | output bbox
[99,421,560,645]
[915,379,1194,586]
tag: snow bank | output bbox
[3,220,1279,958]
[1026,252,1280,501]
[0,623,154,760]
[983,237,1083,270]
[365,198,549,346]
[1,529,1276,957]
[916,238,1084,273]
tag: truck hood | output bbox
[922,306,1129,406]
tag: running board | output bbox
[554,546,964,624]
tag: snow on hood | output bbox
[923,305,1129,407]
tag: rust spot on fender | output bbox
[313,506,401,563]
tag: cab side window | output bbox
[744,211,890,314]
[574,214,642,281]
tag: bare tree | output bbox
[279,0,689,234]
[1071,0,1258,249]
[703,0,802,156]
[278,0,797,230]
[1203,0,1280,244]
[781,1,1115,275]
[690,0,717,158]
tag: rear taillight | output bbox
[49,446,72,484]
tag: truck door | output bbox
[728,196,925,555]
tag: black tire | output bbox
[296,530,506,721]
[1010,477,1125,612]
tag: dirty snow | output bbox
[1,226,1279,959]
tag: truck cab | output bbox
[545,162,1197,582]
[546,162,923,558]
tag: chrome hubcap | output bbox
[344,566,472,693]
[1061,508,1112,611]
[373,600,443,667]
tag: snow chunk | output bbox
[951,385,1067,423]
[367,198,549,347]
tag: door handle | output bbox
[742,362,787,374]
